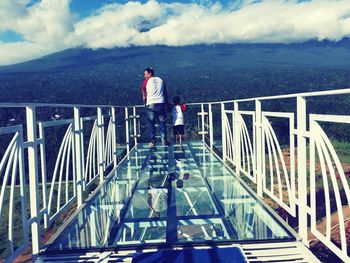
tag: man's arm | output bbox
[142,79,148,105]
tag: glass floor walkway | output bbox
[45,141,296,256]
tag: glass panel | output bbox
[125,189,168,219]
[177,218,230,242]
[47,141,294,253]
[176,187,218,216]
[116,221,167,245]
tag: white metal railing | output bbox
[0,104,141,262]
[0,125,28,262]
[198,88,350,263]
[1,88,350,262]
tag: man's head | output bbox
[144,67,154,79]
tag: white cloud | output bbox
[2,0,350,66]
[0,0,75,65]
[0,41,48,65]
[0,0,30,31]
[18,0,74,46]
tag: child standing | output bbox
[171,96,187,144]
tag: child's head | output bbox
[173,96,181,104]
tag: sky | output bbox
[1,0,350,66]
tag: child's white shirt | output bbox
[172,105,184,126]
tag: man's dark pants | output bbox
[146,103,167,145]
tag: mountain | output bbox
[1,40,350,105]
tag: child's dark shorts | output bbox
[173,125,184,135]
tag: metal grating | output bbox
[37,241,320,263]
[241,242,320,263]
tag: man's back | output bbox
[146,77,166,105]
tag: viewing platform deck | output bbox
[2,89,350,262]
[38,141,319,262]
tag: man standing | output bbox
[142,67,168,147]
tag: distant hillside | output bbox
[1,40,350,105]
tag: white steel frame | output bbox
[0,125,28,262]
[1,88,350,262]
[211,88,350,262]
[0,104,121,262]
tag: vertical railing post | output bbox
[18,127,29,246]
[25,106,41,256]
[79,116,85,191]
[297,96,308,244]
[73,107,84,207]
[234,101,241,175]
[38,122,49,228]
[97,107,105,184]
[133,107,138,145]
[221,103,227,162]
[111,107,117,167]
[255,100,263,197]
[208,103,214,150]
[125,107,130,155]
[201,104,205,143]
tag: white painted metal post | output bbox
[79,117,85,191]
[18,127,29,246]
[73,107,84,207]
[125,107,130,155]
[25,106,41,256]
[234,101,241,175]
[297,96,308,244]
[255,100,263,197]
[133,107,138,145]
[111,107,117,167]
[208,103,214,150]
[221,103,227,162]
[201,104,205,143]
[38,122,49,228]
[97,107,105,184]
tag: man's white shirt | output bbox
[146,77,166,105]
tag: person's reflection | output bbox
[147,149,168,217]
[147,188,167,218]
[149,151,168,189]
[174,145,190,188]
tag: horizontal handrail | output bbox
[0,103,126,108]
[190,87,350,105]
[2,88,349,109]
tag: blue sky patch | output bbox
[0,30,24,43]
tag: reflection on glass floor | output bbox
[47,141,294,252]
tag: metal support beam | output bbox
[97,107,105,184]
[73,107,84,207]
[133,107,138,145]
[234,101,241,175]
[201,104,205,143]
[255,100,263,197]
[125,107,130,155]
[111,107,118,167]
[208,103,214,150]
[221,103,227,162]
[25,106,41,256]
[38,122,49,228]
[297,96,308,244]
